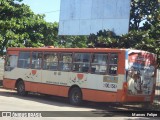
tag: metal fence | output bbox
[0,58,4,86]
[153,69,160,110]
[0,58,4,80]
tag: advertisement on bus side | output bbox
[126,50,156,95]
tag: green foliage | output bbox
[128,0,160,67]
[85,0,160,67]
[56,35,88,48]
[87,30,118,48]
[130,0,159,30]
[0,0,159,66]
[0,0,58,54]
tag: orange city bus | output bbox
[3,47,157,105]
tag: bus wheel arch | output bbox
[68,85,83,105]
[16,78,28,96]
[15,78,23,88]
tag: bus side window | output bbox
[109,53,118,75]
[91,53,108,74]
[73,53,90,73]
[31,52,42,69]
[18,52,30,69]
[5,55,18,71]
[43,52,58,71]
[59,53,72,71]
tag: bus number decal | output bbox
[103,83,117,89]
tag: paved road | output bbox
[0,87,159,120]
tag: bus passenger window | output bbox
[18,52,30,69]
[5,55,18,71]
[91,53,108,74]
[43,52,58,71]
[73,53,90,73]
[109,54,118,75]
[31,52,42,69]
[59,53,72,71]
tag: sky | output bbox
[21,0,61,23]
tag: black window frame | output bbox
[17,51,31,69]
[43,52,59,71]
[31,52,43,69]
[73,52,91,73]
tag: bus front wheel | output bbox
[17,81,27,96]
[69,87,82,105]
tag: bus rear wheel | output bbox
[69,87,82,105]
[17,81,28,96]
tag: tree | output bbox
[57,35,88,48]
[41,22,59,47]
[86,0,160,67]
[130,0,159,30]
[87,30,118,48]
[129,0,160,66]
[0,0,58,54]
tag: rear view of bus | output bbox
[125,49,157,103]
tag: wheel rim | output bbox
[72,91,81,103]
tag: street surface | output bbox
[0,87,160,120]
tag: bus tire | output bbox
[69,87,82,105]
[17,81,28,96]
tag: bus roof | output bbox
[7,47,126,53]
[7,47,156,55]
